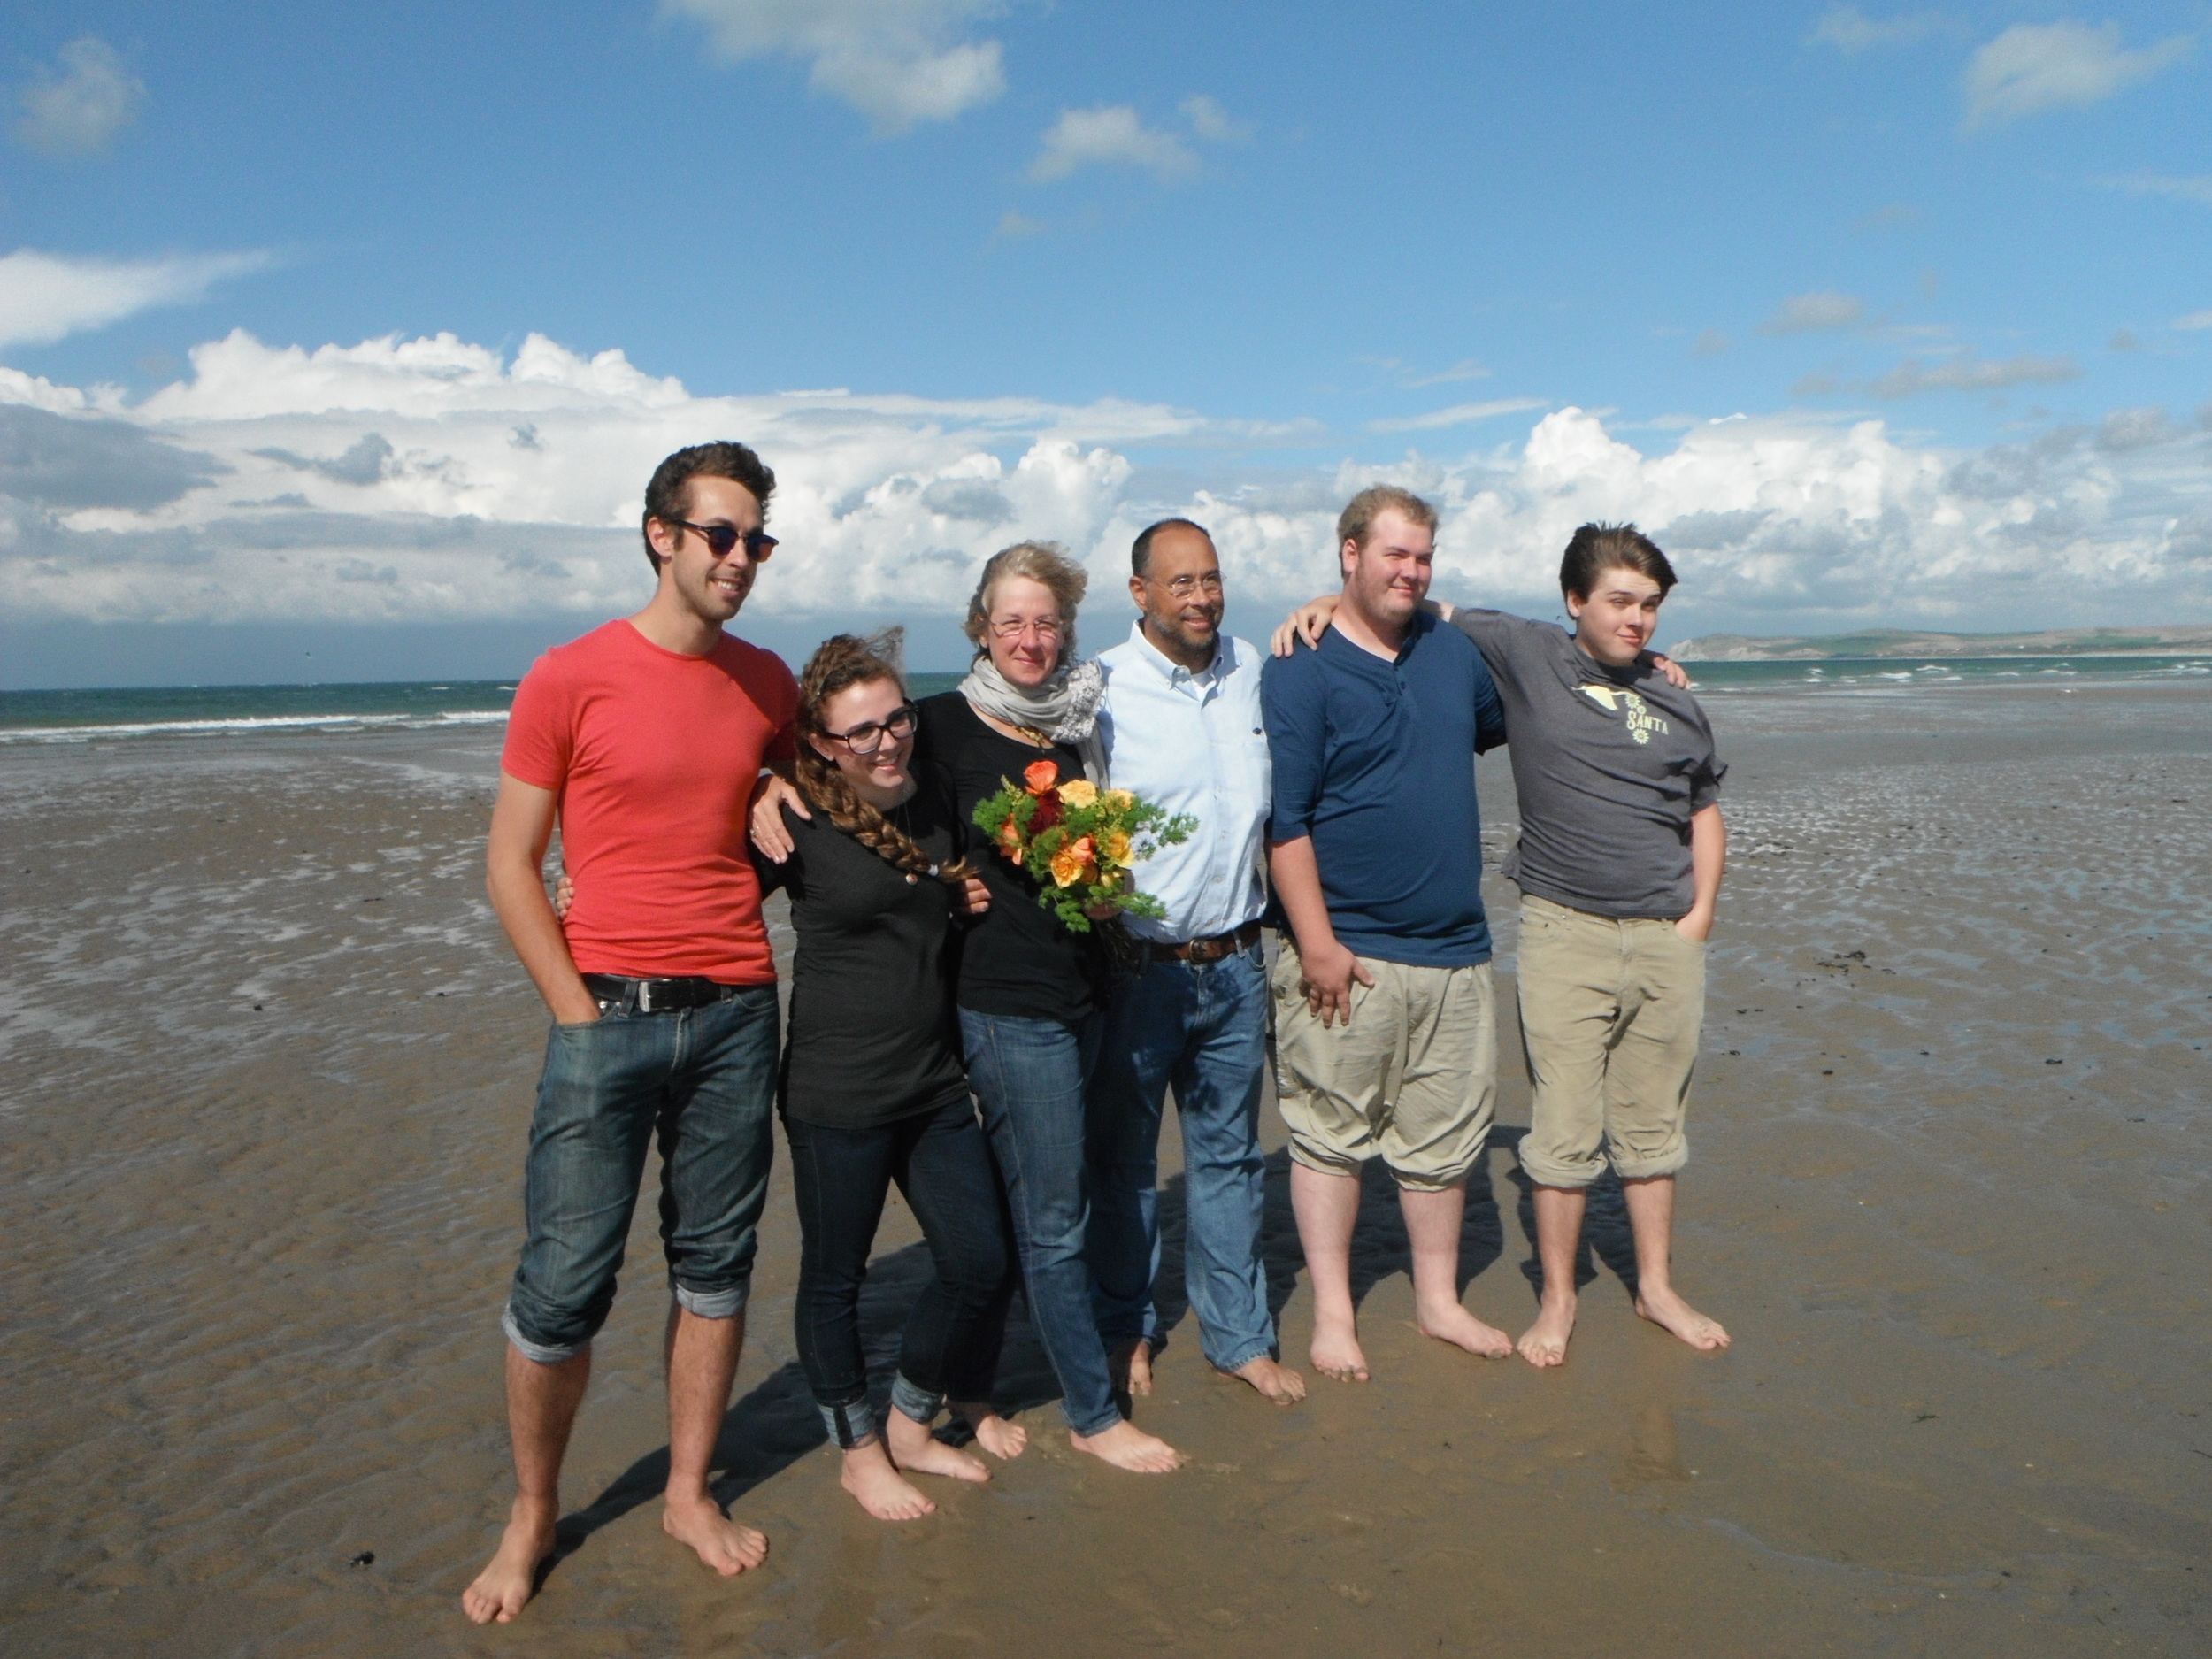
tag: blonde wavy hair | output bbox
[962,541,1087,668]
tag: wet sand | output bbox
[3,678,2208,1655]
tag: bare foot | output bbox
[1635,1286,1732,1352]
[1517,1295,1577,1369]
[1416,1301,1515,1359]
[461,1495,557,1624]
[837,1440,936,1521]
[1068,1419,1183,1473]
[952,1401,1028,1461]
[887,1411,990,1485]
[1310,1317,1370,1382]
[1110,1338,1155,1397]
[1225,1355,1307,1404]
[662,1488,771,1569]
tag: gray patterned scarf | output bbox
[958,655,1110,783]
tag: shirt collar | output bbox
[1125,618,1228,689]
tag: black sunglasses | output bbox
[676,519,778,561]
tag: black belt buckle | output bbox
[583,974,729,1015]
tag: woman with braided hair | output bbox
[757,628,1032,1520]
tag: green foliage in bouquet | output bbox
[972,757,1196,933]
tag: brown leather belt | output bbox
[1149,920,1263,965]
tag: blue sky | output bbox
[2,2,2208,684]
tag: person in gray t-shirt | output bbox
[1450,604,1724,921]
[1271,522,1732,1372]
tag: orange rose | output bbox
[1104,826,1132,865]
[1049,836,1095,888]
[997,814,1023,856]
[1024,759,1059,795]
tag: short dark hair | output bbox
[641,442,776,573]
[1336,485,1437,555]
[1560,523,1677,602]
[1131,518,1213,578]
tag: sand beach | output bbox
[2,671,2208,1656]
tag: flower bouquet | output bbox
[972,758,1196,933]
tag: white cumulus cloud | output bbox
[0,250,270,351]
[14,37,144,157]
[1759,291,1866,334]
[1964,21,2193,128]
[3,328,2208,637]
[1031,105,1196,182]
[664,0,1007,133]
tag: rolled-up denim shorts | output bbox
[502,986,780,1364]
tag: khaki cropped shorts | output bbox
[1514,894,1705,1188]
[1270,939,1497,1192]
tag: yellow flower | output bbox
[1103,788,1135,811]
[1057,779,1098,809]
[1049,836,1095,888]
[1104,827,1132,865]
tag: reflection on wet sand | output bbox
[1,678,2208,1654]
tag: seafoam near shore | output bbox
[2,674,2208,1655]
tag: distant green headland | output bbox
[1670,625,2212,662]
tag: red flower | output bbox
[1023,759,1059,795]
[1029,790,1063,833]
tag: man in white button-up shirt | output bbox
[1087,519,1307,1406]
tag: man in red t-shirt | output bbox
[464,442,798,1625]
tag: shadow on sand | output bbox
[1497,1140,1643,1304]
[540,1233,1067,1588]
[541,1123,1566,1586]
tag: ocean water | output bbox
[0,672,973,745]
[2,658,2206,745]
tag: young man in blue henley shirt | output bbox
[1261,485,1512,1384]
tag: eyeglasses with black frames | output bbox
[677,520,778,561]
[823,703,919,757]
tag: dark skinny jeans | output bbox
[784,1094,1018,1448]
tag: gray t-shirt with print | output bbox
[1452,608,1725,920]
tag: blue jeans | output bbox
[503,987,780,1363]
[785,1096,1018,1448]
[1088,943,1277,1374]
[958,1008,1118,1436]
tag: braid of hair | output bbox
[795,630,978,887]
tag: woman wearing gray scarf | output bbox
[956,642,1109,786]
[751,541,1182,1474]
